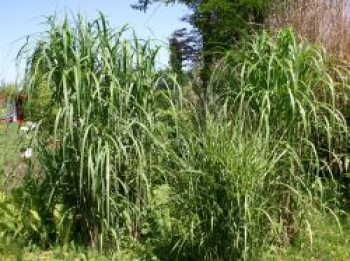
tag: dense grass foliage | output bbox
[162,115,321,260]
[20,13,182,249]
[212,29,348,139]
[1,14,349,260]
[211,29,350,206]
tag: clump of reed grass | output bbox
[207,28,350,253]
[22,13,181,248]
[211,29,349,181]
[163,113,320,260]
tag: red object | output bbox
[15,95,26,123]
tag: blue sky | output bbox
[0,0,189,83]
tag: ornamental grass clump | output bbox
[207,28,350,253]
[164,113,321,260]
[211,29,350,190]
[22,13,181,248]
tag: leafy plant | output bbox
[22,13,181,249]
[211,28,350,206]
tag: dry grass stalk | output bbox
[269,0,350,58]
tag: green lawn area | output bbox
[0,123,29,189]
[263,214,350,260]
[0,123,18,170]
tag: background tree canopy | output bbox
[133,0,272,85]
